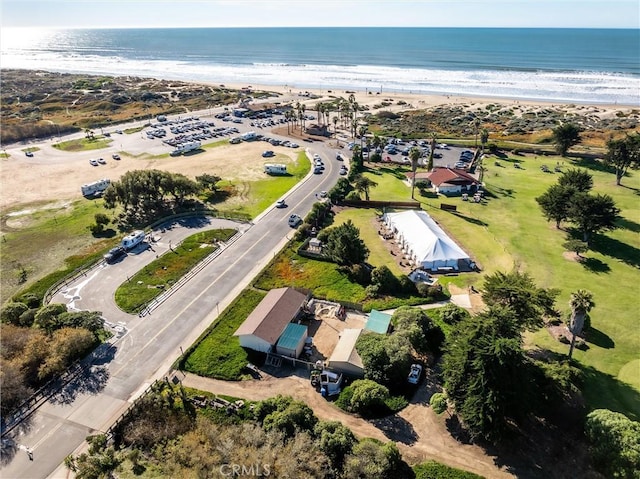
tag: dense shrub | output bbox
[585,409,640,478]
[1,302,28,325]
[345,263,372,285]
[399,275,417,295]
[440,303,470,325]
[263,401,318,438]
[371,265,402,295]
[314,420,356,471]
[430,393,448,415]
[338,379,390,417]
[414,460,485,479]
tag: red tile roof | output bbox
[406,167,478,187]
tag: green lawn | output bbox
[216,151,311,218]
[362,155,640,418]
[1,199,117,304]
[114,228,236,313]
[53,137,112,152]
[181,289,266,380]
[331,208,403,276]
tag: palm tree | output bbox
[568,289,595,359]
[409,147,421,199]
[480,128,489,151]
[428,133,437,171]
[354,174,377,201]
[332,116,338,135]
[473,118,481,148]
[358,125,368,152]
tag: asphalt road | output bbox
[1,117,344,478]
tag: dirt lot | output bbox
[0,138,301,213]
[304,300,368,362]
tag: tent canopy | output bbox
[384,210,470,271]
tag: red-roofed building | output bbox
[407,167,479,195]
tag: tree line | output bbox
[1,297,105,414]
[102,169,222,227]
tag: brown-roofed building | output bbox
[234,287,309,353]
[407,167,479,196]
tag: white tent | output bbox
[384,210,471,271]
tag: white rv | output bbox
[81,178,111,197]
[170,141,201,156]
[241,131,257,141]
[264,163,287,175]
[121,230,146,250]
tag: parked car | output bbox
[288,214,302,227]
[104,246,126,264]
[24,151,34,157]
[408,364,422,385]
[262,150,275,157]
[319,191,327,198]
[97,158,106,165]
[112,154,121,160]
[229,137,242,144]
[89,159,99,166]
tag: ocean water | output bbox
[2,27,639,105]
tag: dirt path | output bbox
[180,372,514,478]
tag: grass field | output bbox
[181,289,266,380]
[1,199,117,303]
[216,151,311,218]
[52,136,113,152]
[363,154,640,419]
[114,228,236,313]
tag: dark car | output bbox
[104,246,126,264]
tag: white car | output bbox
[408,364,422,385]
[89,159,99,166]
[276,199,287,208]
[97,158,106,165]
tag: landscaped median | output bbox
[114,228,236,314]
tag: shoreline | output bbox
[201,80,634,116]
[3,66,638,110]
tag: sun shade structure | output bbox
[234,287,308,353]
[365,309,392,334]
[384,210,472,272]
